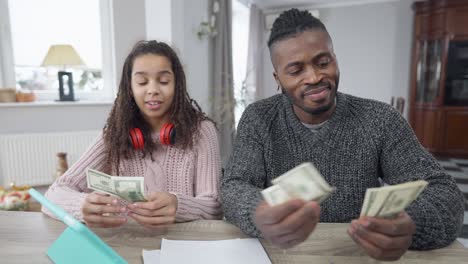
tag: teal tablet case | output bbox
[29,188,127,264]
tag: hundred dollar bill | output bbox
[360,180,428,218]
[86,168,146,202]
[262,162,334,206]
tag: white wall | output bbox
[1,0,216,185]
[0,0,212,181]
[0,0,147,133]
[391,0,413,118]
[0,0,147,183]
[145,0,172,44]
[145,0,213,117]
[0,102,111,185]
[1,1,211,133]
[261,0,414,118]
[0,103,111,134]
[113,0,147,84]
[172,0,213,117]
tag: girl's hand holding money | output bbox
[81,192,128,228]
[127,192,178,228]
[347,211,416,261]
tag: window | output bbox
[231,0,250,128]
[1,0,115,101]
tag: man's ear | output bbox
[273,72,280,91]
[273,73,285,94]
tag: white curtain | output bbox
[0,0,16,88]
[211,0,235,166]
[245,4,265,102]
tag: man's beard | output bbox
[281,81,338,115]
[302,98,335,115]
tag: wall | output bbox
[1,0,219,185]
[0,0,213,184]
[113,0,147,84]
[0,102,112,185]
[0,103,111,134]
[172,0,213,117]
[0,0,147,132]
[0,0,147,184]
[145,0,172,44]
[260,0,414,118]
[391,0,413,118]
[145,0,212,117]
[0,0,147,134]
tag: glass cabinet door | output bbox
[445,41,468,106]
[416,39,442,103]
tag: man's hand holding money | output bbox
[347,212,416,261]
[257,163,332,248]
[254,199,320,249]
[349,179,426,260]
[258,163,425,260]
[127,192,178,228]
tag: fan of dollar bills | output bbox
[261,163,428,218]
[86,169,146,203]
[261,163,334,206]
[360,180,427,218]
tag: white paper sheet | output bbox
[144,238,271,264]
[457,238,468,248]
[143,249,161,264]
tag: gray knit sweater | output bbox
[221,92,464,250]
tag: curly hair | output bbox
[267,8,328,48]
[103,40,212,174]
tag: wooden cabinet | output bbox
[441,109,468,153]
[409,0,468,158]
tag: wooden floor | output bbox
[437,158,468,241]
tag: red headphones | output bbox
[129,123,176,150]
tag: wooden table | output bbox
[1,211,467,264]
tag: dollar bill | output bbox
[86,169,146,202]
[262,162,334,206]
[360,180,428,218]
[262,184,291,206]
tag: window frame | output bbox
[0,0,116,101]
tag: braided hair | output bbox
[103,40,213,174]
[267,8,328,48]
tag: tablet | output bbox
[29,188,127,264]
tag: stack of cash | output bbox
[86,169,146,203]
[261,162,334,206]
[360,180,428,218]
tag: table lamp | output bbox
[41,44,85,101]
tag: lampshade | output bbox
[41,44,85,67]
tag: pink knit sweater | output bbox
[43,120,223,222]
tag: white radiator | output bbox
[0,131,100,186]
